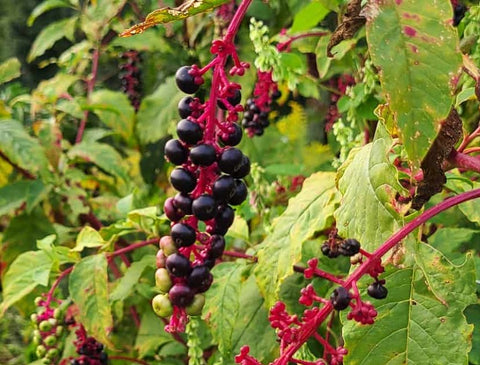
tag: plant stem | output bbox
[449,149,480,173]
[223,250,257,261]
[107,238,158,258]
[0,150,36,179]
[46,267,74,305]
[277,31,329,52]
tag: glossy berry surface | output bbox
[178,96,193,118]
[170,168,196,193]
[174,193,193,215]
[230,155,250,178]
[169,283,195,307]
[218,148,244,175]
[189,144,217,166]
[187,265,213,292]
[176,119,203,145]
[171,223,196,247]
[331,287,351,310]
[164,139,189,165]
[152,294,173,317]
[229,179,248,205]
[219,123,243,146]
[367,282,388,299]
[212,175,235,202]
[208,235,226,259]
[192,194,217,221]
[164,197,184,222]
[175,66,199,94]
[339,238,361,257]
[166,253,192,277]
[215,204,235,229]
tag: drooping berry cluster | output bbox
[119,50,142,111]
[241,70,281,137]
[153,38,251,332]
[325,74,355,132]
[68,324,108,365]
[31,296,66,365]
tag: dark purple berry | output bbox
[230,155,250,178]
[367,282,388,299]
[204,258,216,269]
[170,168,196,193]
[212,175,235,202]
[187,265,213,292]
[177,119,203,145]
[166,253,192,277]
[174,193,193,215]
[164,197,185,222]
[453,4,467,27]
[164,139,188,165]
[171,223,196,247]
[189,144,217,166]
[169,283,195,307]
[272,90,281,99]
[339,238,361,257]
[175,66,199,94]
[321,241,340,258]
[178,96,193,118]
[228,179,248,205]
[218,148,244,175]
[192,195,217,221]
[208,235,225,259]
[208,224,229,236]
[215,204,234,229]
[219,123,243,146]
[331,287,351,310]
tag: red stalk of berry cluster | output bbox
[236,187,480,365]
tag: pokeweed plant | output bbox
[0,0,480,364]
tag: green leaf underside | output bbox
[69,254,113,346]
[73,226,106,252]
[0,58,21,84]
[254,172,340,309]
[334,124,405,252]
[343,244,476,365]
[120,0,230,37]
[0,251,53,314]
[366,0,461,166]
[28,0,71,26]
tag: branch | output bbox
[0,150,36,179]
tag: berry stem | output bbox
[276,31,329,52]
[222,250,258,261]
[293,265,344,285]
[448,149,480,173]
[46,267,74,305]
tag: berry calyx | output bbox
[367,281,388,299]
[175,66,200,94]
[331,287,351,310]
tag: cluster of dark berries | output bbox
[322,238,361,258]
[153,64,249,330]
[119,50,142,111]
[325,74,355,132]
[451,1,467,26]
[69,325,108,365]
[31,296,66,365]
[241,70,281,137]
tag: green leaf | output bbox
[456,87,476,106]
[465,304,480,365]
[28,0,72,26]
[28,17,77,62]
[254,172,340,309]
[203,262,245,358]
[72,226,106,252]
[110,255,156,302]
[0,120,50,178]
[0,251,53,314]
[89,90,136,144]
[334,124,406,251]
[366,0,462,166]
[343,245,477,365]
[290,2,329,33]
[120,0,230,37]
[136,77,184,145]
[68,141,130,184]
[226,216,249,242]
[0,58,21,85]
[0,180,50,216]
[135,307,176,358]
[69,254,113,346]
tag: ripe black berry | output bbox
[164,197,184,222]
[189,144,217,166]
[339,238,361,257]
[169,283,195,307]
[166,253,192,277]
[175,66,199,94]
[187,265,213,292]
[219,123,243,146]
[215,204,235,229]
[170,168,196,193]
[218,148,244,175]
[176,119,203,145]
[178,96,193,118]
[208,235,225,259]
[321,241,340,258]
[164,139,188,165]
[367,282,388,299]
[212,175,235,202]
[171,223,196,247]
[272,90,281,100]
[453,4,467,27]
[192,194,217,221]
[229,179,248,205]
[174,193,193,215]
[331,287,351,310]
[230,155,250,178]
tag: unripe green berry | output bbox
[34,297,43,306]
[44,335,57,347]
[42,358,51,365]
[48,318,57,326]
[33,335,41,345]
[39,320,52,332]
[155,268,173,293]
[33,329,41,338]
[186,294,205,316]
[30,313,38,323]
[46,348,59,360]
[36,345,47,358]
[160,236,178,256]
[152,294,173,317]
[53,308,63,320]
[55,325,63,337]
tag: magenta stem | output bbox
[449,149,480,173]
[277,31,329,52]
[223,250,258,261]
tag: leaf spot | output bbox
[403,26,417,37]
